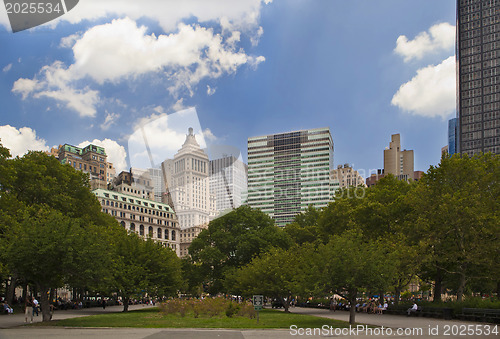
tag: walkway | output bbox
[0,306,496,338]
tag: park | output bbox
[0,144,498,337]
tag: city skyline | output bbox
[1,1,457,176]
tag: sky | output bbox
[0,0,457,177]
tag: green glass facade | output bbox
[247,127,334,227]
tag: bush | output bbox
[159,297,255,319]
[225,302,240,318]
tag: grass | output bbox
[42,307,352,329]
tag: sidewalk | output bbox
[284,307,496,335]
[0,303,155,329]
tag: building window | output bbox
[157,228,162,238]
[130,223,135,232]
[140,225,144,236]
[171,230,176,241]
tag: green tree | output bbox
[284,205,321,245]
[410,153,500,302]
[1,206,107,321]
[0,150,118,318]
[228,245,315,312]
[317,229,390,324]
[189,205,292,294]
[111,231,182,312]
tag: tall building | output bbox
[209,155,248,213]
[247,127,334,227]
[148,167,165,203]
[330,164,366,189]
[456,0,500,155]
[163,128,216,229]
[383,134,414,180]
[448,118,458,155]
[58,143,108,189]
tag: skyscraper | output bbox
[247,127,334,227]
[456,0,500,155]
[163,128,216,229]
[209,155,248,213]
[449,117,458,155]
[383,134,414,180]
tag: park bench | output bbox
[419,307,453,320]
[459,308,500,324]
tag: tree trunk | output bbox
[433,267,442,302]
[349,289,357,324]
[496,281,500,299]
[22,283,27,304]
[123,297,129,312]
[456,271,467,303]
[394,287,401,306]
[379,290,384,305]
[38,286,52,322]
[6,275,17,305]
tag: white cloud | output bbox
[1,0,270,33]
[78,138,127,172]
[12,78,40,99]
[202,128,217,141]
[0,125,49,157]
[395,22,455,62]
[58,0,268,33]
[12,61,99,117]
[172,99,186,112]
[391,56,456,119]
[59,33,81,48]
[100,112,120,130]
[13,17,265,116]
[128,107,210,169]
[207,85,216,96]
[2,63,12,73]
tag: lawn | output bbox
[45,307,351,329]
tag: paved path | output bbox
[0,306,497,339]
[0,303,156,328]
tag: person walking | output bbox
[25,297,34,323]
[32,297,39,317]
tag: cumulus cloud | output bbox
[395,22,455,62]
[0,125,49,157]
[59,33,81,48]
[391,56,456,119]
[172,99,186,112]
[128,107,211,169]
[202,128,217,141]
[13,18,265,116]
[78,138,127,172]
[100,112,120,130]
[12,61,99,117]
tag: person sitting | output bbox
[3,301,13,314]
[407,302,418,316]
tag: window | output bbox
[130,223,135,231]
[157,228,162,238]
[171,230,176,241]
[140,225,144,236]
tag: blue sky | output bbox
[0,0,456,176]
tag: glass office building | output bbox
[456,0,500,155]
[247,127,334,227]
